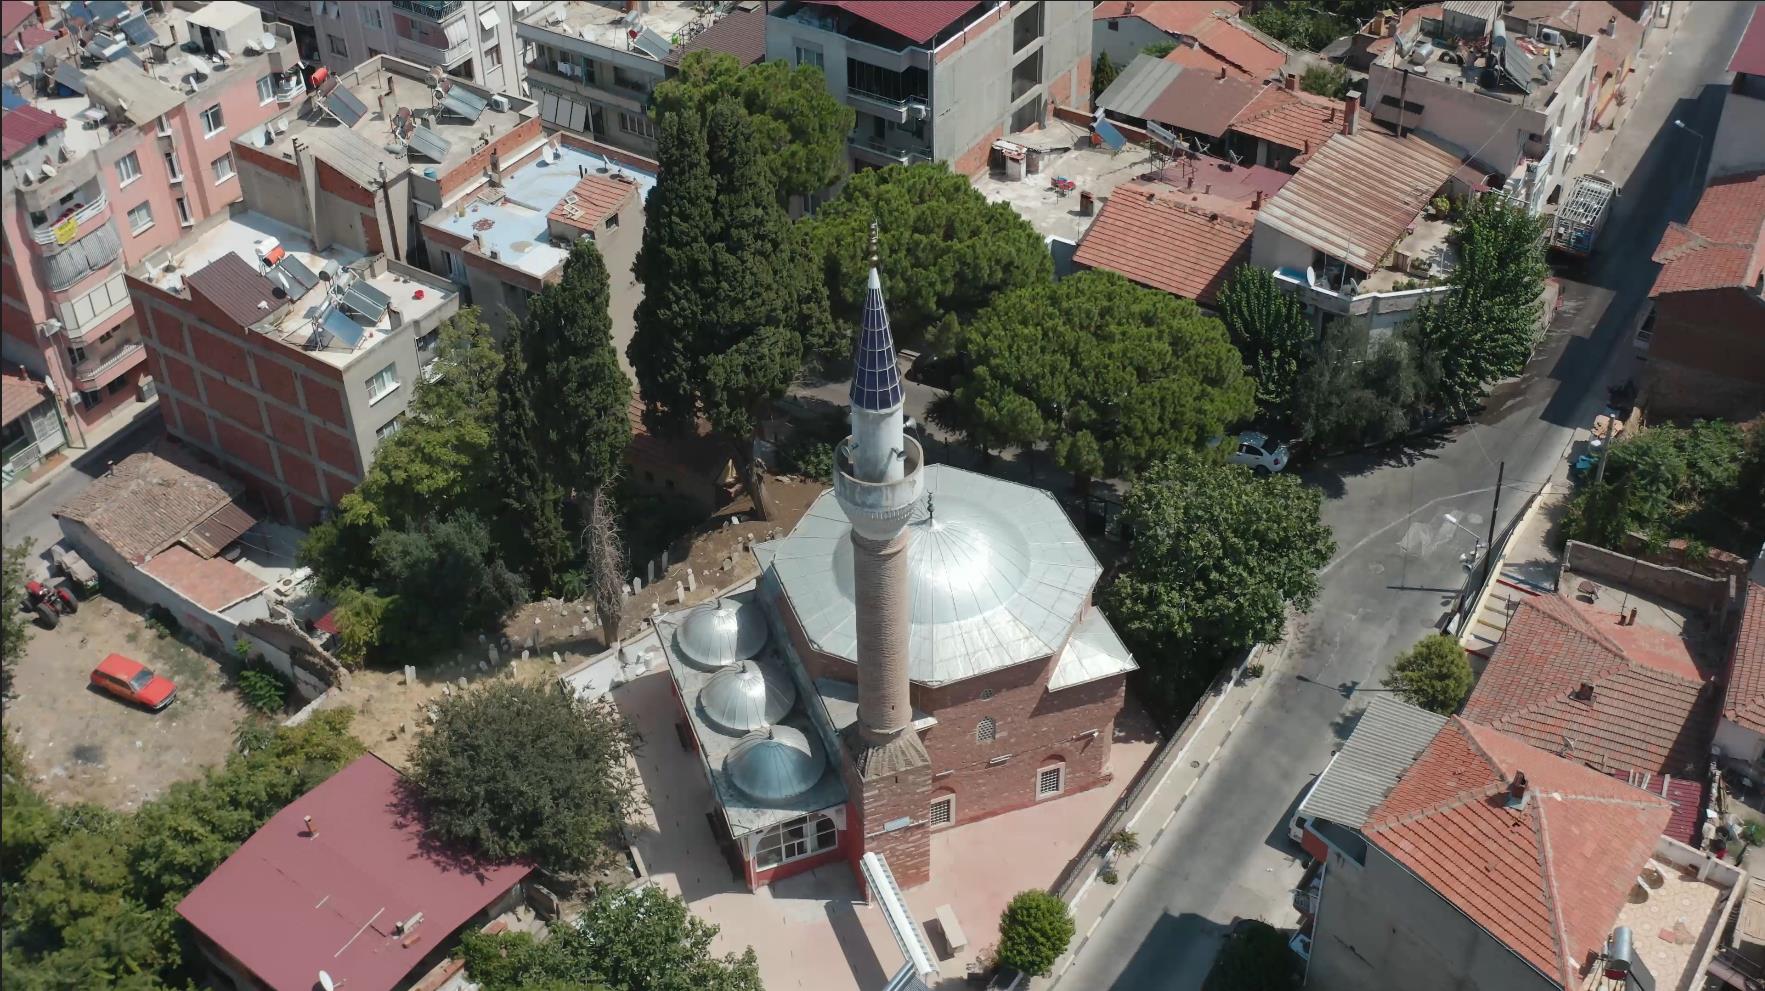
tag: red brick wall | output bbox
[198,372,265,431]
[1651,290,1765,386]
[439,116,544,202]
[234,141,301,180]
[312,425,359,475]
[954,124,1007,177]
[193,326,252,383]
[317,159,376,208]
[302,379,347,425]
[252,356,300,407]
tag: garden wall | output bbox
[1563,540,1736,614]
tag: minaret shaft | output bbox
[853,529,912,743]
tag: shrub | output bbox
[1382,634,1474,714]
[237,662,290,714]
[997,890,1075,977]
[1108,828,1141,856]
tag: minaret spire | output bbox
[849,220,905,483]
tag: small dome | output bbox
[724,723,826,802]
[676,598,767,671]
[700,660,798,734]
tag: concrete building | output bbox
[1708,4,1765,183]
[1364,8,1595,213]
[1642,170,1765,422]
[652,250,1136,893]
[516,0,768,160]
[1717,557,1765,766]
[1,364,66,487]
[1092,1,1285,84]
[765,1,1091,176]
[1,2,304,436]
[245,1,545,95]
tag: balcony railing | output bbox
[30,192,109,245]
[846,87,927,124]
[390,0,463,20]
[1271,268,1453,319]
[848,136,932,167]
[71,340,144,390]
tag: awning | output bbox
[510,0,532,12]
[180,500,258,558]
[477,9,500,33]
[443,17,469,49]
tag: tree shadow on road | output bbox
[1100,911,1230,991]
[1300,428,1453,501]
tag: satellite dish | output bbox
[1305,266,1317,287]
[318,972,336,991]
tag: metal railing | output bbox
[71,340,144,389]
[30,192,109,245]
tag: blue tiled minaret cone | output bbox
[832,225,934,889]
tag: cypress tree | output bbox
[629,104,715,435]
[493,321,572,595]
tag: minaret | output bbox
[834,224,933,887]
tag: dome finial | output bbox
[868,218,880,267]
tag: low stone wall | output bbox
[1563,540,1735,613]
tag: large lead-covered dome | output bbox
[676,598,768,671]
[724,722,826,802]
[700,659,798,734]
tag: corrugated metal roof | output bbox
[764,466,1101,686]
[184,253,282,330]
[1256,126,1460,273]
[0,105,64,159]
[181,501,258,559]
[1047,608,1138,691]
[1299,696,1445,830]
[302,125,386,189]
[1096,53,1183,120]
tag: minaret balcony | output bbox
[834,436,924,540]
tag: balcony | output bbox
[848,135,931,167]
[29,192,110,247]
[390,0,463,20]
[847,88,927,125]
[71,340,145,392]
[273,74,306,104]
[1272,268,1453,321]
[15,153,100,214]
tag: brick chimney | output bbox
[1284,73,1298,92]
[1253,189,1264,210]
[1505,771,1531,810]
[1343,93,1360,135]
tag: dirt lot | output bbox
[6,595,250,810]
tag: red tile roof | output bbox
[1726,579,1765,735]
[0,0,34,36]
[55,449,252,565]
[1162,41,1254,81]
[1073,182,1255,305]
[1650,171,1765,296]
[178,755,531,991]
[1606,769,1708,847]
[1462,593,1715,775]
[1227,83,1359,156]
[1093,1,1243,38]
[0,367,50,427]
[664,0,769,67]
[0,105,65,160]
[140,545,268,612]
[1190,15,1285,80]
[1731,3,1765,76]
[1367,718,1672,989]
[802,1,983,45]
[1144,68,1262,138]
[547,174,638,234]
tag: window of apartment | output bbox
[78,388,103,407]
[211,153,235,183]
[603,212,619,231]
[362,5,382,29]
[115,152,141,186]
[257,74,275,103]
[617,110,656,139]
[375,416,403,441]
[1036,763,1065,799]
[155,114,172,136]
[975,717,997,743]
[611,65,650,94]
[795,45,824,70]
[163,151,182,182]
[175,196,192,226]
[366,363,399,404]
[126,202,153,234]
[200,103,224,135]
[484,43,500,69]
[753,814,836,870]
[328,34,348,58]
[1377,94,1424,115]
[929,795,954,828]
[106,378,127,397]
[1108,19,1119,30]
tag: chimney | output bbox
[1343,93,1360,135]
[1302,138,1312,155]
[1627,606,1638,626]
[1284,73,1298,92]
[1218,65,1228,81]
[303,814,317,836]
[1253,189,1264,210]
[473,232,484,251]
[1505,771,1530,810]
[1125,0,1135,12]
[1573,682,1595,702]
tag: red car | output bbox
[90,653,177,711]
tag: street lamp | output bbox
[1443,513,1488,567]
[1673,119,1708,186]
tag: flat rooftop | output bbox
[139,210,454,368]
[1377,33,1589,108]
[1583,851,1732,991]
[424,142,653,278]
[521,1,727,56]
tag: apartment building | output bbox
[1,1,304,435]
[517,0,768,159]
[127,54,544,522]
[1364,8,1594,213]
[245,1,545,95]
[765,1,1091,176]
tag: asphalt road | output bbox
[1,410,165,565]
[1051,6,1754,989]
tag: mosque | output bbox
[655,244,1139,891]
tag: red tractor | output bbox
[21,579,77,629]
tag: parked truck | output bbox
[1550,175,1617,260]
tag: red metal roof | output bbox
[1733,3,1765,75]
[177,755,531,991]
[1,105,65,160]
[1606,769,1708,847]
[1093,1,1242,38]
[1144,68,1262,138]
[184,252,285,330]
[801,1,983,45]
[1649,170,1765,296]
[1726,579,1765,735]
[1367,718,1672,989]
[1,23,52,55]
[1462,594,1715,775]
[1073,182,1256,305]
[0,0,34,36]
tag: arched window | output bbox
[753,812,837,870]
[975,716,997,743]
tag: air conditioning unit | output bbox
[489,94,508,113]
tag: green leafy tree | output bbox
[997,890,1075,978]
[408,680,639,873]
[806,163,1052,348]
[1093,51,1121,100]
[1299,63,1352,98]
[1216,266,1314,417]
[329,585,389,668]
[461,885,762,991]
[1204,920,1299,991]
[1142,40,1177,58]
[1383,634,1474,714]
[510,238,632,635]
[630,99,836,517]
[371,512,527,659]
[935,271,1255,482]
[1247,0,1390,51]
[1563,421,1764,553]
[1106,456,1335,713]
[651,52,854,205]
[1408,196,1548,415]
[1292,318,1428,451]
[2,542,31,698]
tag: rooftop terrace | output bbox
[1376,29,1590,109]
[136,209,455,368]
[519,0,729,57]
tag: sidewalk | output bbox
[1563,4,1684,187]
[1048,635,1292,986]
[1,397,160,512]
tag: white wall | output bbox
[1092,16,1176,68]
[1709,88,1765,182]
[59,518,264,654]
[1250,224,1316,273]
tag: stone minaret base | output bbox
[842,726,934,889]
